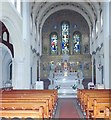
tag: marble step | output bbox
[58,93,77,98]
[58,89,77,94]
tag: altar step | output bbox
[58,88,77,98]
[58,93,77,98]
[58,88,77,93]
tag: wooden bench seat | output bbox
[1,89,58,103]
[0,90,58,118]
[0,89,58,118]
[0,109,44,119]
[1,94,54,115]
[0,99,52,118]
[0,101,50,118]
[85,97,111,118]
[81,94,110,111]
[77,89,111,119]
[90,99,111,119]
[77,89,111,106]
[1,92,56,109]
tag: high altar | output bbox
[48,54,84,98]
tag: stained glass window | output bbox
[61,21,69,54]
[50,32,58,54]
[73,32,81,53]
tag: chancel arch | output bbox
[41,9,91,83]
[0,21,13,88]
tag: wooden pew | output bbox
[1,89,58,118]
[1,89,58,103]
[1,89,58,112]
[0,109,44,119]
[1,94,54,115]
[82,93,110,111]
[80,90,110,106]
[0,101,49,118]
[77,89,111,118]
[85,97,111,118]
[78,89,110,108]
[90,99,111,119]
[0,99,52,118]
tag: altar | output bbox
[48,54,84,98]
[54,71,79,98]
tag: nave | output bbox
[0,1,111,119]
[0,89,111,119]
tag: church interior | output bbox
[0,0,111,119]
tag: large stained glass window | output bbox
[73,32,81,53]
[61,21,70,54]
[50,32,58,55]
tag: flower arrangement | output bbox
[72,84,77,90]
[55,85,60,90]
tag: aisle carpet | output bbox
[54,98,83,118]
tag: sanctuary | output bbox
[48,54,84,98]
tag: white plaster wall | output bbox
[0,47,2,88]
[0,1,31,89]
[32,56,37,85]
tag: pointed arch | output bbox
[0,21,14,57]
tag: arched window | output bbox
[73,31,81,54]
[50,32,58,55]
[8,62,12,81]
[61,21,70,54]
[100,10,103,28]
[3,32,7,41]
[95,20,98,34]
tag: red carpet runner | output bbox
[59,99,80,118]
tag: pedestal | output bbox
[34,81,44,89]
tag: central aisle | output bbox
[54,98,84,118]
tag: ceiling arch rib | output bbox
[31,2,47,20]
[39,5,92,31]
[32,2,98,30]
[78,2,96,22]
[34,3,93,29]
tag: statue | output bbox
[62,53,69,71]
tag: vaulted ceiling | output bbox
[30,1,102,31]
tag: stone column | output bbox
[39,57,41,81]
[0,47,2,88]
[109,1,111,89]
[12,59,24,89]
[92,55,94,83]
[103,2,110,89]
